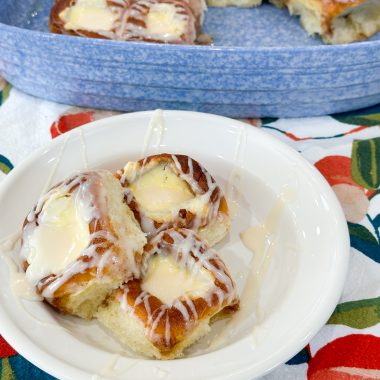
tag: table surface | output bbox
[1,77,380,380]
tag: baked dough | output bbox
[96,228,239,359]
[271,0,380,44]
[20,170,146,319]
[117,153,230,246]
[50,0,206,44]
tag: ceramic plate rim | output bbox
[0,111,350,380]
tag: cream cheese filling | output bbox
[141,255,214,306]
[129,164,194,213]
[59,0,117,32]
[22,193,90,286]
[145,3,188,39]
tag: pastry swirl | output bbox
[20,170,146,319]
[117,153,230,246]
[50,0,204,44]
[96,228,239,359]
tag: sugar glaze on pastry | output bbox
[96,228,239,359]
[15,144,239,358]
[117,154,230,246]
[50,0,206,44]
[20,170,146,319]
[141,254,215,305]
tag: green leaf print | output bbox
[0,83,11,105]
[333,105,380,126]
[349,223,378,244]
[0,155,14,175]
[373,214,380,229]
[261,117,278,125]
[351,138,380,189]
[327,297,380,329]
[1,358,16,380]
[348,222,380,263]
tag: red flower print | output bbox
[315,156,370,223]
[308,335,380,380]
[315,156,360,189]
[50,111,94,138]
[0,336,17,358]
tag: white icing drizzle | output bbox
[135,157,148,183]
[0,231,21,252]
[165,312,170,347]
[162,229,235,306]
[40,133,70,196]
[3,256,42,301]
[121,154,225,239]
[118,229,237,349]
[0,234,73,330]
[139,211,168,238]
[122,187,134,204]
[79,127,89,170]
[96,249,113,277]
[120,284,130,311]
[143,293,153,323]
[173,298,190,322]
[126,0,192,42]
[0,232,41,301]
[171,154,202,194]
[141,109,165,157]
[20,171,137,300]
[148,306,167,341]
[40,228,119,299]
[172,155,222,229]
[116,169,126,187]
[183,294,198,319]
[27,171,98,226]
[134,290,148,307]
[61,0,198,43]
[225,126,247,220]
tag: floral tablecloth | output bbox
[1,77,380,380]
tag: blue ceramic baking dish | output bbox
[0,0,380,117]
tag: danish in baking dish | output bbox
[50,0,206,44]
[271,0,380,44]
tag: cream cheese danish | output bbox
[50,0,206,44]
[270,0,380,44]
[20,170,146,319]
[116,154,230,246]
[96,228,239,359]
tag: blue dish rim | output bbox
[1,19,380,56]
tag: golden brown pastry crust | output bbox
[50,0,202,44]
[21,171,140,315]
[110,228,239,355]
[274,0,367,19]
[117,153,229,240]
[273,0,379,43]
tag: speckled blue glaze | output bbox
[0,0,380,117]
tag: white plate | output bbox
[0,111,349,380]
